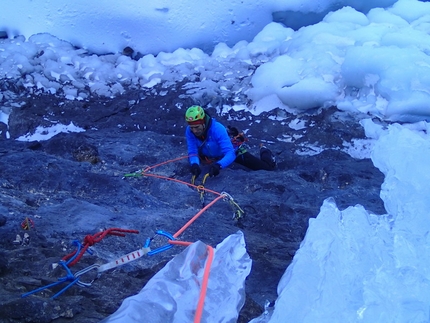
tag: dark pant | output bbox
[234,151,275,171]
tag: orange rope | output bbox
[169,240,192,247]
[142,172,222,196]
[142,155,191,172]
[168,194,224,323]
[195,246,214,323]
[131,157,233,323]
[173,194,225,239]
[169,240,215,323]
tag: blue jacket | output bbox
[186,118,236,169]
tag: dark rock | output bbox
[0,297,84,322]
[122,46,134,57]
[0,84,386,323]
[0,122,8,140]
[0,252,8,276]
[71,144,100,164]
[0,215,6,227]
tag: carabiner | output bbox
[75,264,101,287]
[145,230,176,256]
[221,191,245,221]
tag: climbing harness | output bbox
[228,126,249,157]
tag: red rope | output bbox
[62,228,139,267]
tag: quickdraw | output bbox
[62,228,139,267]
[222,192,245,221]
[192,173,210,207]
[21,155,246,323]
[123,168,147,178]
[145,230,176,256]
[22,228,141,298]
[97,230,176,274]
[22,253,101,299]
[22,229,177,299]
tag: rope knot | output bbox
[83,235,96,246]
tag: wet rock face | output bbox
[0,86,385,323]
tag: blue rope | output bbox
[21,230,176,299]
[21,262,80,299]
[21,240,89,299]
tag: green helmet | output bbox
[185,105,205,123]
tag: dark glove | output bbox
[209,163,221,177]
[190,163,201,177]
